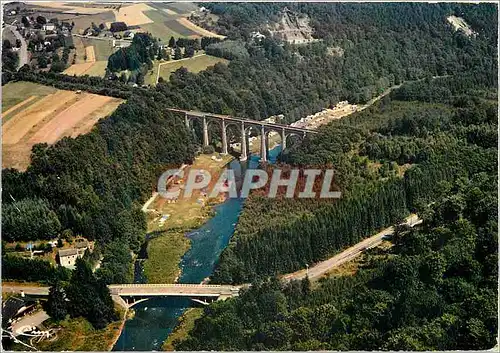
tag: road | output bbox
[11,310,49,336]
[281,214,422,282]
[3,283,241,298]
[6,25,28,69]
[3,216,422,298]
[2,285,49,295]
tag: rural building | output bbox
[58,238,93,269]
[123,31,134,39]
[2,296,36,328]
[58,248,79,268]
[42,23,55,31]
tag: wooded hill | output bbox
[179,73,498,350]
[2,3,496,289]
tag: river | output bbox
[113,146,282,351]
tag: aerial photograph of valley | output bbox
[1,1,498,351]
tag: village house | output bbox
[2,295,36,329]
[42,23,55,31]
[58,238,93,269]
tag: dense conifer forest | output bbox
[180,72,497,350]
[179,168,497,350]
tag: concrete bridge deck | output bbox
[2,283,242,299]
[108,283,242,297]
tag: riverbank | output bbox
[162,307,203,350]
[142,153,234,284]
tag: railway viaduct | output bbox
[167,108,318,162]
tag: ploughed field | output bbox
[2,82,124,170]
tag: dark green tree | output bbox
[46,281,68,321]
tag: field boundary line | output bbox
[156,54,206,84]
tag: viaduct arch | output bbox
[169,108,317,162]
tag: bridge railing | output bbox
[108,283,240,289]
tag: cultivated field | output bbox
[139,3,224,40]
[70,11,116,34]
[30,2,112,14]
[110,3,154,26]
[140,10,186,42]
[177,17,226,39]
[64,37,113,77]
[2,82,123,170]
[2,82,57,113]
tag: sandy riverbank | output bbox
[141,153,234,284]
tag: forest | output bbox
[179,70,497,350]
[1,4,497,346]
[211,71,497,282]
[179,168,497,350]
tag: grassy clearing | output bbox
[2,82,56,112]
[162,308,204,350]
[145,60,161,86]
[36,305,125,351]
[143,153,233,284]
[143,231,190,283]
[158,55,229,81]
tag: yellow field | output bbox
[111,3,154,26]
[2,81,57,112]
[2,82,124,170]
[64,42,109,77]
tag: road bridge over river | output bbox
[2,283,243,308]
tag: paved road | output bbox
[11,310,49,336]
[2,285,49,295]
[3,283,241,298]
[282,214,422,282]
[108,283,241,297]
[6,25,28,69]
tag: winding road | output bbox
[281,214,422,282]
[5,25,28,69]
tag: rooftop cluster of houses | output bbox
[2,294,36,330]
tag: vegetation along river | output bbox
[113,146,282,351]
